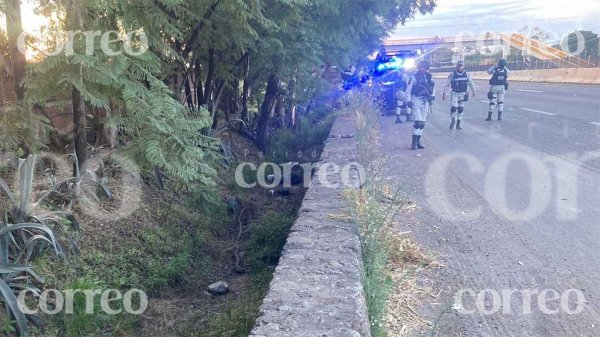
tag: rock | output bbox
[208,281,229,295]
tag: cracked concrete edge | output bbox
[249,116,372,337]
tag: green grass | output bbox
[344,92,397,337]
[39,278,138,337]
[247,211,297,271]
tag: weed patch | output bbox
[343,92,438,337]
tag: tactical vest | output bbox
[396,74,408,91]
[451,71,469,92]
[411,71,433,97]
[489,67,508,85]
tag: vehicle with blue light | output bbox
[372,50,416,78]
[373,50,417,119]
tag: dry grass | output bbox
[384,233,441,337]
[343,91,441,337]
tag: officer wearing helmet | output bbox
[486,58,509,121]
[442,60,476,129]
[406,60,435,150]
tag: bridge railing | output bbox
[431,58,600,73]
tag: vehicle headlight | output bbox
[403,58,416,69]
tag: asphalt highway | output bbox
[379,80,600,336]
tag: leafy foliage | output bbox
[565,30,599,57]
[247,211,296,270]
[22,0,220,184]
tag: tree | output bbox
[26,0,219,183]
[7,0,439,179]
[3,0,26,100]
[564,30,599,58]
[519,25,550,42]
[247,0,437,148]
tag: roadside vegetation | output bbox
[342,92,438,337]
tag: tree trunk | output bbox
[256,74,280,149]
[241,55,250,123]
[5,0,26,101]
[184,76,194,109]
[0,71,5,106]
[203,48,215,107]
[72,85,87,176]
[286,76,296,128]
[211,80,226,129]
[184,0,222,56]
[103,104,117,148]
[195,59,204,107]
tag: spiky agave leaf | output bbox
[0,278,28,336]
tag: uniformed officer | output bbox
[486,58,509,121]
[442,60,476,129]
[406,61,435,150]
[394,69,411,123]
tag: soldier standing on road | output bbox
[394,69,411,124]
[486,58,509,121]
[406,61,435,150]
[442,60,476,129]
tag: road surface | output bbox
[379,80,600,336]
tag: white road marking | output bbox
[590,122,600,127]
[520,108,556,116]
[480,100,489,103]
[516,89,544,93]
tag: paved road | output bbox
[379,80,600,336]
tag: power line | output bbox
[431,0,600,9]
[395,15,600,30]
[404,6,597,24]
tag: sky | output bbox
[390,0,600,44]
[3,0,600,47]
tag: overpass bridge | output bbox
[383,33,596,68]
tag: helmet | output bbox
[498,58,507,67]
[418,60,430,69]
[456,60,465,67]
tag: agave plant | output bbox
[0,155,80,336]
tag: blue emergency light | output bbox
[373,50,416,77]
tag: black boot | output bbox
[497,111,503,120]
[411,135,418,150]
[417,135,425,149]
[395,115,403,124]
[449,117,456,129]
[485,111,492,121]
[456,119,462,129]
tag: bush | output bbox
[269,107,335,164]
[247,212,296,271]
[41,278,136,337]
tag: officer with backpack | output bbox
[406,61,435,150]
[442,60,476,129]
[486,58,509,121]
